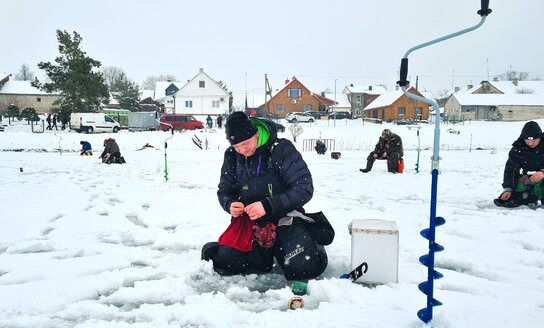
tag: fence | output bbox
[302,139,335,152]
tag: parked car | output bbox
[285,112,316,123]
[328,111,352,120]
[160,114,204,131]
[275,122,286,132]
[305,111,327,119]
[257,117,285,132]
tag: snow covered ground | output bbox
[1,117,543,328]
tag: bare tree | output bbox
[14,64,35,81]
[141,74,177,89]
[495,70,530,81]
[101,66,126,89]
[289,124,304,143]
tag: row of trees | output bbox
[13,30,179,117]
[3,104,40,124]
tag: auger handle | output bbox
[397,58,409,87]
[478,0,492,17]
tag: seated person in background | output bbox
[79,141,93,156]
[100,138,125,164]
[494,121,544,208]
[360,129,403,173]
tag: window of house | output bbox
[199,81,205,88]
[185,100,193,108]
[167,99,173,104]
[212,101,220,108]
[287,88,301,97]
[303,104,312,111]
[355,95,361,106]
[415,107,423,115]
[277,104,285,112]
[37,97,41,102]
[397,107,406,116]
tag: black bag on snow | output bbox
[280,211,335,246]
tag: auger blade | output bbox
[419,254,429,267]
[418,281,430,294]
[417,308,432,323]
[431,242,444,252]
[435,216,446,226]
[420,228,430,240]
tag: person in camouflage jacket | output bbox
[360,129,403,173]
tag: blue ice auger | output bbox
[396,1,492,323]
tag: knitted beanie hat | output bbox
[520,121,542,140]
[225,112,258,145]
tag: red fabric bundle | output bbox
[218,213,255,252]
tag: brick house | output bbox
[363,87,430,122]
[262,76,336,117]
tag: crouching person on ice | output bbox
[202,111,333,281]
[99,138,126,164]
[494,121,544,208]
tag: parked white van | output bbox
[70,113,121,133]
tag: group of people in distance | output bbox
[79,138,125,164]
[201,112,542,282]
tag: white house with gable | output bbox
[173,68,229,115]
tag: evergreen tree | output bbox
[112,72,141,111]
[32,30,109,114]
[6,104,20,124]
[21,107,37,124]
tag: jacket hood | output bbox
[251,118,278,152]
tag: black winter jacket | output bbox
[373,134,403,157]
[101,138,120,158]
[502,135,544,190]
[217,119,313,225]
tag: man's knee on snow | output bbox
[212,245,251,275]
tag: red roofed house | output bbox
[263,76,336,118]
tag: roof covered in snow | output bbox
[0,78,59,95]
[453,93,544,106]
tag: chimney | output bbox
[467,84,473,90]
[512,78,519,86]
[199,68,204,73]
[493,77,498,82]
[395,85,399,91]
[285,78,289,85]
[350,83,354,87]
[454,86,460,93]
[321,92,325,97]
[369,86,373,91]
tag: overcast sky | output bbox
[2,0,543,106]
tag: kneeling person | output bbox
[202,112,328,281]
[495,121,544,208]
[100,138,125,164]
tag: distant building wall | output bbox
[0,94,63,113]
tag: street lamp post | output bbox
[334,78,337,127]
